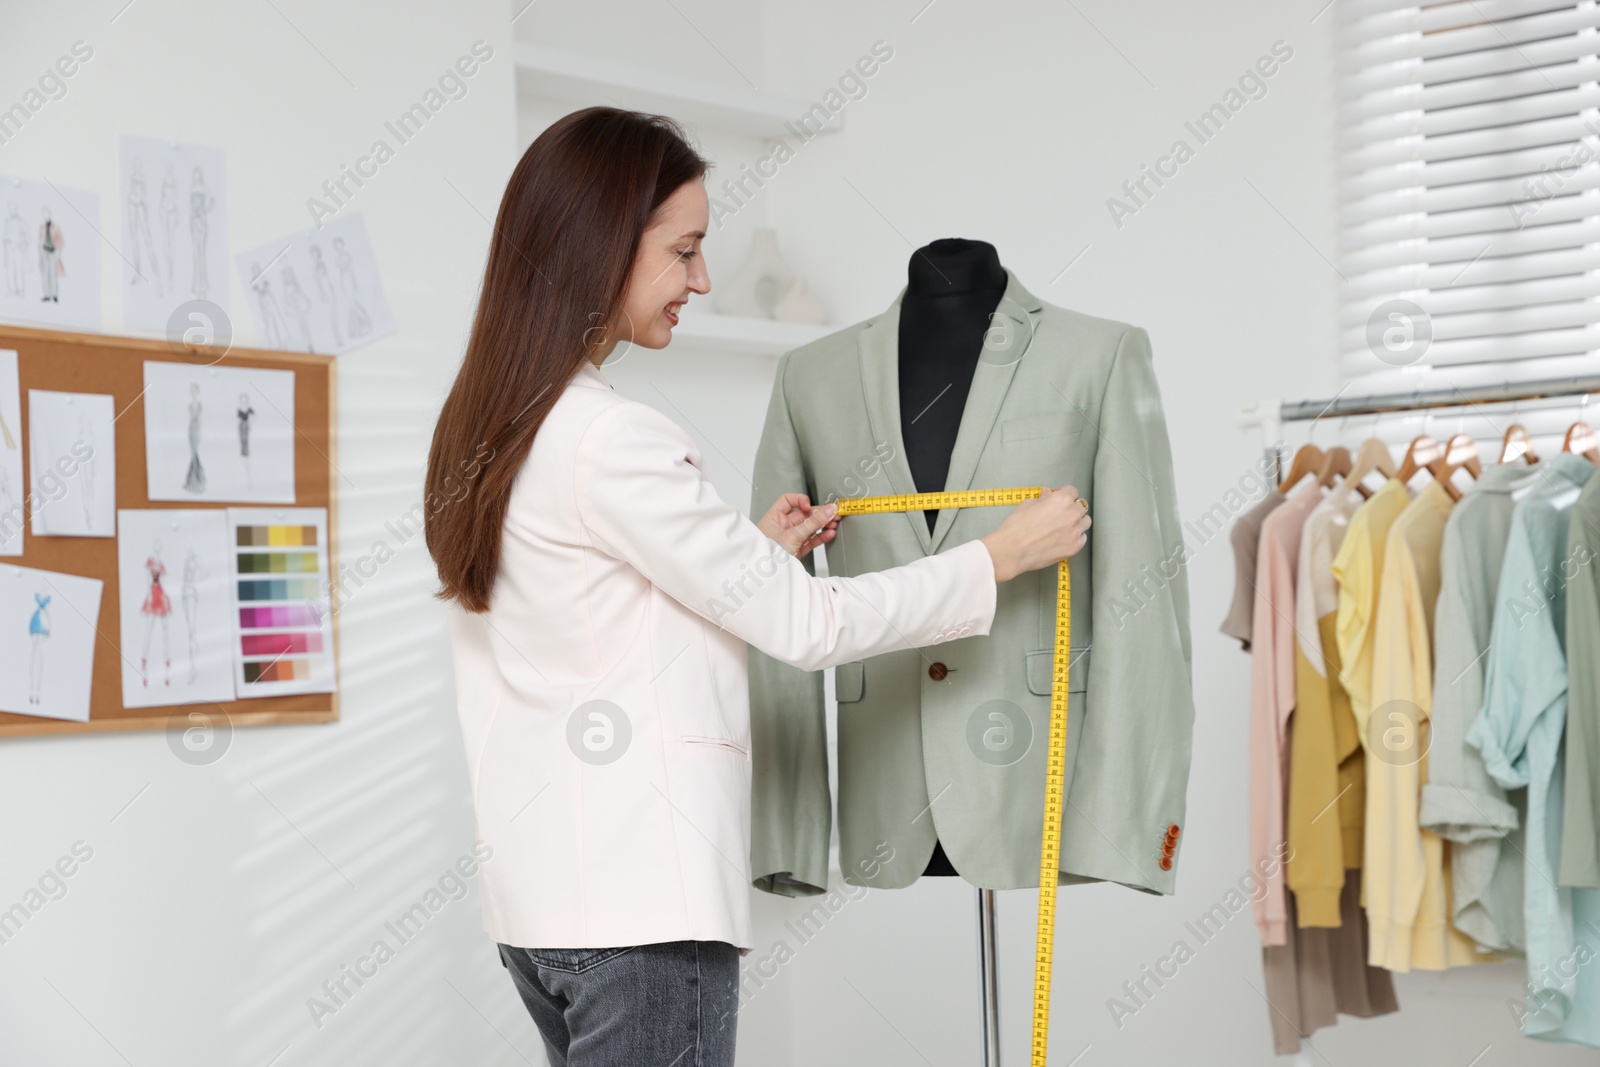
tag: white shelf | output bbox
[514,43,843,141]
[667,308,835,356]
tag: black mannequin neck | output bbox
[904,239,1007,303]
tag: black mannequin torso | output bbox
[896,238,1007,878]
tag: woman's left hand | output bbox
[756,493,838,559]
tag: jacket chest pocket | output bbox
[835,661,866,703]
[1001,411,1087,443]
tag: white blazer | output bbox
[446,358,998,953]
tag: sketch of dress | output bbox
[140,544,172,688]
[3,202,26,297]
[28,592,49,705]
[160,168,179,293]
[334,237,371,339]
[183,383,205,493]
[127,159,162,295]
[281,266,315,352]
[188,167,215,299]
[250,261,287,349]
[310,244,343,349]
[76,412,96,529]
[0,466,15,551]
[181,544,207,684]
[237,394,255,488]
[38,209,62,303]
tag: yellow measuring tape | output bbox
[832,487,1070,1067]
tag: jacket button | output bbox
[928,662,949,681]
[1159,856,1173,871]
[1167,824,1180,838]
[1161,841,1175,857]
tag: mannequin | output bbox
[898,237,1008,877]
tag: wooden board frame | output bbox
[0,324,339,738]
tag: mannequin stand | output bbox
[977,887,1001,1065]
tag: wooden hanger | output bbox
[1563,421,1600,464]
[1499,423,1539,465]
[1396,433,1441,486]
[1440,433,1481,499]
[1345,437,1395,498]
[1316,445,1352,488]
[1278,442,1325,491]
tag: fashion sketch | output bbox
[188,166,215,299]
[281,266,314,352]
[3,201,26,297]
[0,466,15,551]
[76,411,96,529]
[28,592,49,705]
[139,542,172,688]
[38,207,63,302]
[309,244,343,348]
[180,543,207,684]
[183,382,205,493]
[334,236,371,339]
[250,261,287,349]
[160,167,179,293]
[126,158,162,296]
[237,393,255,487]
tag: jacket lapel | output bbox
[858,268,1045,557]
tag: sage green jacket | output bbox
[746,269,1195,897]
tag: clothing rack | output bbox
[1239,373,1600,480]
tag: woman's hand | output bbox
[757,493,839,559]
[979,485,1091,583]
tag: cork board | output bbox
[0,324,338,738]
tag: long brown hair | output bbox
[424,107,708,612]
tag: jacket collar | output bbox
[858,267,1045,555]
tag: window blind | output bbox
[1337,0,1600,391]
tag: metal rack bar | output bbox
[1278,373,1600,423]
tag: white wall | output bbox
[2,1,1592,1065]
[0,2,532,1065]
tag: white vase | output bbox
[773,277,827,325]
[714,227,795,319]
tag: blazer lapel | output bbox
[927,271,1043,553]
[858,269,1047,556]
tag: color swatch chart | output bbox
[226,508,335,696]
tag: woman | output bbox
[423,107,1090,1067]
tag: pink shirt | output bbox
[1249,481,1324,945]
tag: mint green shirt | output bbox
[1421,463,1535,953]
[1469,452,1600,1047]
[1563,474,1600,888]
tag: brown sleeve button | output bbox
[1159,856,1173,871]
[1167,824,1180,838]
[928,662,948,681]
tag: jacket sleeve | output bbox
[1563,498,1600,887]
[747,351,833,896]
[572,394,998,676]
[1079,326,1195,896]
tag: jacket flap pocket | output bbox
[1025,647,1090,696]
[1003,411,1087,442]
[836,660,865,703]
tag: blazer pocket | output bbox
[1002,411,1087,442]
[835,660,866,703]
[1025,647,1091,697]
[682,735,750,758]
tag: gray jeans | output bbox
[497,939,739,1067]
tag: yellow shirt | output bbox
[1331,477,1411,744]
[1288,481,1366,927]
[1366,481,1486,970]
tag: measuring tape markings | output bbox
[832,486,1070,1067]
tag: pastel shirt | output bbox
[1367,480,1485,971]
[1420,462,1537,953]
[1332,477,1414,752]
[1250,481,1324,946]
[1222,488,1287,649]
[1287,478,1366,927]
[1468,451,1600,1046]
[1563,474,1600,888]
